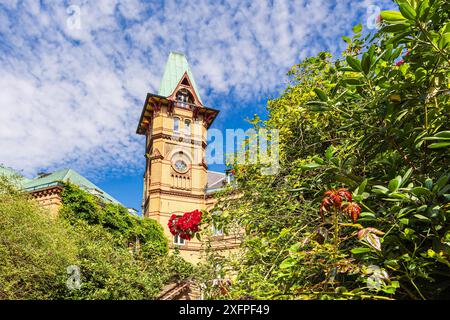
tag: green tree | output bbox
[206,0,449,300]
[0,177,77,299]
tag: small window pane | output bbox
[174,234,185,245]
[174,118,180,132]
[184,120,191,135]
[212,225,223,236]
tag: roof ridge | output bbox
[61,168,72,181]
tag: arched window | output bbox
[173,117,180,132]
[184,119,191,135]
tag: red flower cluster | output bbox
[168,209,202,241]
[343,202,362,223]
[319,188,361,223]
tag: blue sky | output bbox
[0,0,395,212]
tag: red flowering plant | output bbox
[319,187,385,254]
[319,188,362,247]
[319,188,361,223]
[168,209,202,241]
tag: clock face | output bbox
[174,160,188,172]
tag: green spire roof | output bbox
[23,168,121,205]
[158,51,202,103]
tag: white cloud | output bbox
[0,0,395,179]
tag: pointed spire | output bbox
[158,51,202,103]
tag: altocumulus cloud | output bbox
[0,0,393,179]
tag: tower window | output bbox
[176,88,193,106]
[184,119,191,135]
[173,117,180,132]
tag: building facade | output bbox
[136,52,239,263]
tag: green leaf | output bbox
[417,0,430,20]
[402,167,413,186]
[352,23,363,33]
[360,212,376,219]
[412,187,432,197]
[439,32,450,49]
[380,23,410,33]
[414,214,431,222]
[361,52,371,75]
[398,2,417,20]
[380,10,407,22]
[346,56,362,72]
[373,185,390,194]
[279,257,296,269]
[388,176,402,192]
[300,163,321,170]
[428,142,450,149]
[325,145,335,160]
[351,247,372,254]
[342,77,363,86]
[435,131,450,139]
[342,35,352,44]
[433,174,449,193]
[289,242,302,253]
[314,88,328,102]
[355,179,368,195]
[399,218,409,225]
[414,67,427,81]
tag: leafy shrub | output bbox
[0,177,77,299]
[0,178,192,299]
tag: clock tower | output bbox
[136,52,221,261]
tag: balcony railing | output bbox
[173,100,199,110]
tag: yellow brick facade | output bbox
[138,68,239,263]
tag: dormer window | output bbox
[176,88,193,106]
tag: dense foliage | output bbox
[0,178,192,299]
[0,177,77,299]
[60,183,168,258]
[205,0,449,300]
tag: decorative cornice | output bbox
[150,132,206,148]
[136,94,220,135]
[28,185,64,198]
[149,188,206,199]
